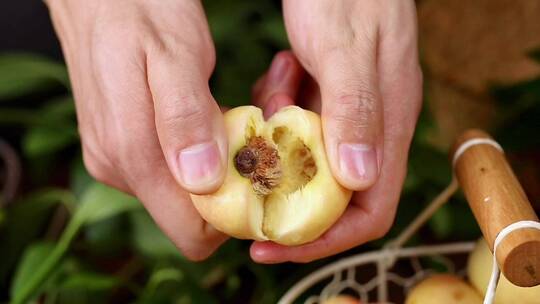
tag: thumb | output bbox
[317,48,383,190]
[147,52,227,195]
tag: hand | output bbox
[46,0,229,260]
[250,0,422,263]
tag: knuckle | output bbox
[96,138,121,166]
[334,87,377,112]
[175,238,215,262]
[93,18,140,54]
[370,210,394,240]
[81,135,124,184]
[170,225,221,261]
[372,220,392,240]
[181,247,212,262]
[147,32,215,75]
[159,95,209,129]
[82,146,113,184]
[329,89,379,135]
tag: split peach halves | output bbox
[190,106,352,245]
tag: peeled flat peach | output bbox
[467,238,540,304]
[190,106,352,245]
[405,274,483,304]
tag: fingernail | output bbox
[268,54,290,84]
[338,143,378,184]
[250,242,281,264]
[178,141,222,187]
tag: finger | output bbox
[250,128,412,263]
[317,39,383,191]
[147,49,227,195]
[251,2,422,263]
[219,105,230,113]
[125,99,229,260]
[262,93,295,119]
[81,142,133,194]
[377,0,422,150]
[134,161,229,261]
[90,44,228,260]
[250,139,408,263]
[252,51,304,119]
[251,74,267,102]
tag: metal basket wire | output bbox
[289,243,477,304]
[280,133,540,304]
[279,179,466,304]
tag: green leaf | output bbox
[130,210,182,259]
[11,242,56,300]
[0,108,41,125]
[408,144,452,186]
[0,209,5,226]
[0,95,75,127]
[19,95,78,157]
[75,182,142,225]
[23,125,79,157]
[52,270,120,304]
[11,183,141,304]
[225,274,241,296]
[0,53,70,99]
[144,268,184,295]
[428,204,453,239]
[260,16,289,47]
[70,155,93,198]
[0,189,72,288]
[40,96,76,122]
[59,272,119,291]
[85,215,130,256]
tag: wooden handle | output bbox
[451,129,540,287]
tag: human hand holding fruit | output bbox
[190,105,353,245]
[248,0,422,263]
[47,0,422,262]
[46,0,231,260]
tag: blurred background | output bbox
[0,0,539,303]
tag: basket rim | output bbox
[278,241,476,304]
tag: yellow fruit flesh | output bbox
[258,126,318,239]
[320,295,361,304]
[190,106,352,245]
[269,126,316,196]
[261,107,350,244]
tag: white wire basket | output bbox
[279,130,540,304]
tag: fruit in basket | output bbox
[321,295,361,304]
[467,238,540,303]
[190,106,352,245]
[405,274,483,304]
